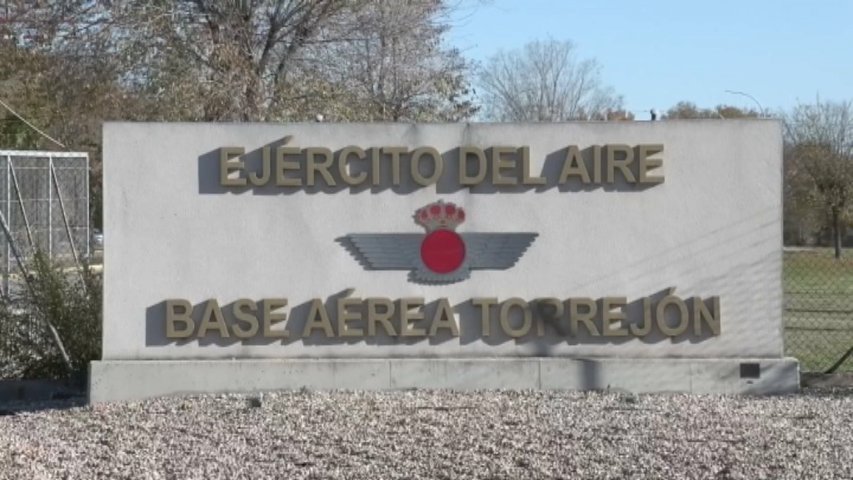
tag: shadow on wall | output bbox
[197,142,664,195]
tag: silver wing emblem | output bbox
[338,232,538,284]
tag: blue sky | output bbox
[448,0,853,116]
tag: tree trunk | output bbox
[833,210,842,259]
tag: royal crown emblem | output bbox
[340,201,537,284]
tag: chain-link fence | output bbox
[784,247,853,372]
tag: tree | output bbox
[663,101,760,119]
[302,0,477,121]
[1,0,477,227]
[477,39,623,122]
[1,1,475,124]
[785,99,853,258]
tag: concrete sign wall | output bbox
[92,121,798,401]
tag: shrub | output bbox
[0,251,101,380]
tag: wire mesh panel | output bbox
[784,248,853,372]
[0,151,90,277]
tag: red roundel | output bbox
[420,229,466,274]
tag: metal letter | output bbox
[165,299,195,339]
[569,298,600,336]
[366,297,397,336]
[520,146,546,185]
[219,147,246,187]
[382,147,408,185]
[629,297,653,336]
[606,144,635,183]
[499,297,532,338]
[262,298,289,338]
[305,147,336,186]
[601,297,629,336]
[275,146,302,186]
[232,298,260,339]
[428,298,459,336]
[559,145,590,183]
[198,299,230,338]
[399,297,426,336]
[491,146,518,185]
[656,294,689,337]
[459,146,487,185]
[303,299,334,337]
[410,147,444,186]
[638,144,665,184]
[247,146,271,186]
[472,297,498,336]
[693,296,721,336]
[337,297,364,337]
[338,146,368,186]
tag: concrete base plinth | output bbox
[88,357,800,403]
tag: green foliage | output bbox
[663,101,760,119]
[0,252,101,380]
[0,116,41,150]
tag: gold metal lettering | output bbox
[262,298,289,338]
[559,145,590,183]
[366,297,397,336]
[693,296,721,336]
[382,147,407,185]
[428,298,459,336]
[370,147,382,185]
[275,146,302,186]
[165,299,194,339]
[198,299,230,338]
[232,298,260,339]
[338,146,368,186]
[499,298,532,338]
[491,146,517,185]
[337,297,364,337]
[410,147,444,186]
[592,145,603,183]
[247,146,271,186]
[638,144,665,184]
[219,147,246,187]
[606,144,635,183]
[472,297,497,336]
[459,146,487,185]
[520,146,546,185]
[656,294,689,336]
[601,297,629,336]
[569,298,600,336]
[629,297,654,336]
[399,297,426,336]
[305,147,336,186]
[534,297,564,336]
[303,299,334,337]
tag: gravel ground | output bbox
[1,389,852,479]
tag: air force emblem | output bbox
[341,201,538,284]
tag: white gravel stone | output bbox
[1,390,852,479]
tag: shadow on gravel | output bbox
[0,397,87,416]
[801,373,853,396]
[0,379,87,415]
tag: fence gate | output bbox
[0,150,90,295]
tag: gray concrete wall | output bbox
[89,358,800,403]
[103,121,784,360]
